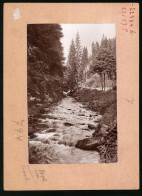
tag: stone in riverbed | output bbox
[53,133,61,136]
[62,134,71,141]
[64,122,74,126]
[46,115,58,120]
[37,123,50,129]
[58,139,73,147]
[75,138,100,151]
[78,113,85,116]
[94,115,102,122]
[94,123,101,133]
[51,136,59,141]
[92,124,109,136]
[100,124,109,134]
[88,124,96,129]
[81,125,89,130]
[94,120,100,123]
[30,133,37,139]
[43,128,56,133]
[80,123,85,125]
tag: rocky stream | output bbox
[29,97,103,164]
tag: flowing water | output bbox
[29,97,102,164]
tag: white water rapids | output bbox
[29,97,102,164]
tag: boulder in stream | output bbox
[43,128,56,133]
[100,124,109,134]
[64,122,74,126]
[37,123,50,129]
[88,124,96,129]
[75,138,101,151]
[78,113,85,116]
[30,133,37,139]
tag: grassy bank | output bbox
[73,88,117,163]
[28,82,65,164]
[28,79,65,137]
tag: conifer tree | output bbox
[91,42,97,66]
[75,32,82,83]
[81,47,89,82]
[67,40,78,90]
[94,36,116,91]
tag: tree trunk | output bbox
[112,80,113,89]
[104,73,105,91]
[100,75,103,91]
[77,83,79,93]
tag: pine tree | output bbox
[100,35,108,49]
[91,42,97,66]
[75,32,82,83]
[91,42,100,67]
[88,41,100,79]
[111,38,116,58]
[67,40,78,90]
[107,38,116,89]
[94,36,116,91]
[96,41,100,51]
[81,47,89,82]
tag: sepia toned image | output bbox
[28,24,117,164]
[4,2,139,190]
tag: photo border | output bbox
[1,0,141,194]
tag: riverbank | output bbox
[28,79,65,137]
[28,88,117,164]
[29,97,100,164]
[73,88,117,163]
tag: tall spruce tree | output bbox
[67,40,78,90]
[75,32,82,83]
[94,36,116,91]
[81,47,89,82]
[91,42,100,67]
[91,42,97,66]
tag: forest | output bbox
[28,24,117,164]
[65,32,116,92]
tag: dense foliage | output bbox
[27,24,64,135]
[93,36,116,91]
[27,24,64,100]
[67,33,116,91]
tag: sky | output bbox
[61,24,116,63]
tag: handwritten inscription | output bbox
[21,166,31,182]
[120,4,136,35]
[12,120,24,141]
[34,169,47,182]
[21,165,47,183]
[125,97,134,104]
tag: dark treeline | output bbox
[27,24,65,135]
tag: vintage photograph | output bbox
[28,24,117,164]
